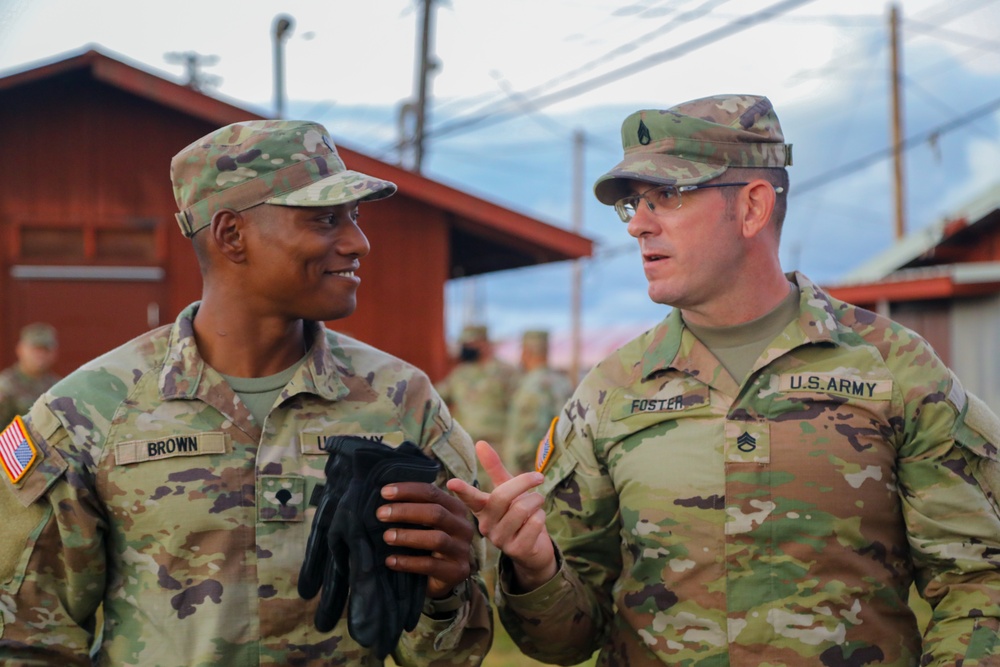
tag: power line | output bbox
[793,93,1000,196]
[456,0,735,124]
[906,18,1000,55]
[389,0,819,152]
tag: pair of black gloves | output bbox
[298,436,441,659]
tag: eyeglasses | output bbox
[613,182,783,222]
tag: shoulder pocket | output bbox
[0,404,64,592]
[8,404,69,508]
[952,392,1000,514]
[537,417,579,499]
[0,484,52,594]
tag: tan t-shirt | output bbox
[684,283,799,385]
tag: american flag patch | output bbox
[0,416,38,484]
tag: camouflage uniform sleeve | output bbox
[496,407,619,664]
[895,357,1000,664]
[0,402,106,666]
[392,371,493,667]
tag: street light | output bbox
[273,14,294,118]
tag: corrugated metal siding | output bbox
[950,294,1000,415]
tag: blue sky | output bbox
[2,0,999,357]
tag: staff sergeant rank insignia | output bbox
[737,432,757,452]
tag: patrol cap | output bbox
[170,120,398,237]
[459,325,489,345]
[19,323,57,349]
[522,330,549,353]
[594,94,792,205]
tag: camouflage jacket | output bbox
[0,304,492,667]
[498,273,1000,666]
[503,367,573,474]
[0,365,59,427]
[435,359,520,446]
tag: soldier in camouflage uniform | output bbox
[0,120,492,666]
[502,330,573,474]
[449,95,1000,666]
[0,323,60,427]
[435,324,520,458]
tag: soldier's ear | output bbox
[740,179,777,240]
[209,209,248,263]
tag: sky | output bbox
[2,0,1000,363]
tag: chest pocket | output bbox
[291,427,410,523]
[602,382,712,465]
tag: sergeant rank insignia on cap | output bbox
[0,416,38,485]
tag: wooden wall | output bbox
[0,70,451,381]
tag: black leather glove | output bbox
[297,436,360,630]
[299,436,440,659]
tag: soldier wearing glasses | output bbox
[448,94,1000,665]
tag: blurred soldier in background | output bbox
[0,323,60,426]
[0,120,490,665]
[503,330,572,474]
[436,324,520,457]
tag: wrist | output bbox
[422,580,468,620]
[511,557,558,594]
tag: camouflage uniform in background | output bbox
[0,323,60,427]
[498,273,1000,666]
[0,305,491,666]
[503,366,573,475]
[0,367,59,427]
[435,358,520,449]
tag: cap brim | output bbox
[593,153,727,205]
[265,170,397,207]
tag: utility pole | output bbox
[413,0,437,172]
[889,4,906,240]
[570,130,585,383]
[273,14,294,119]
[164,51,220,91]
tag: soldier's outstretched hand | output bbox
[447,441,558,592]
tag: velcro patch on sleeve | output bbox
[0,417,39,485]
[115,432,227,465]
[535,417,558,473]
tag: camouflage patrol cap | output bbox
[594,94,792,205]
[522,330,549,353]
[19,323,57,349]
[459,325,489,345]
[170,120,398,237]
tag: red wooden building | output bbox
[0,48,592,381]
[825,183,1000,411]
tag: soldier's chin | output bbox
[317,298,357,323]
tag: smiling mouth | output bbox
[327,270,356,278]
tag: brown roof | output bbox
[0,46,593,276]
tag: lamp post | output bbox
[273,14,294,118]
